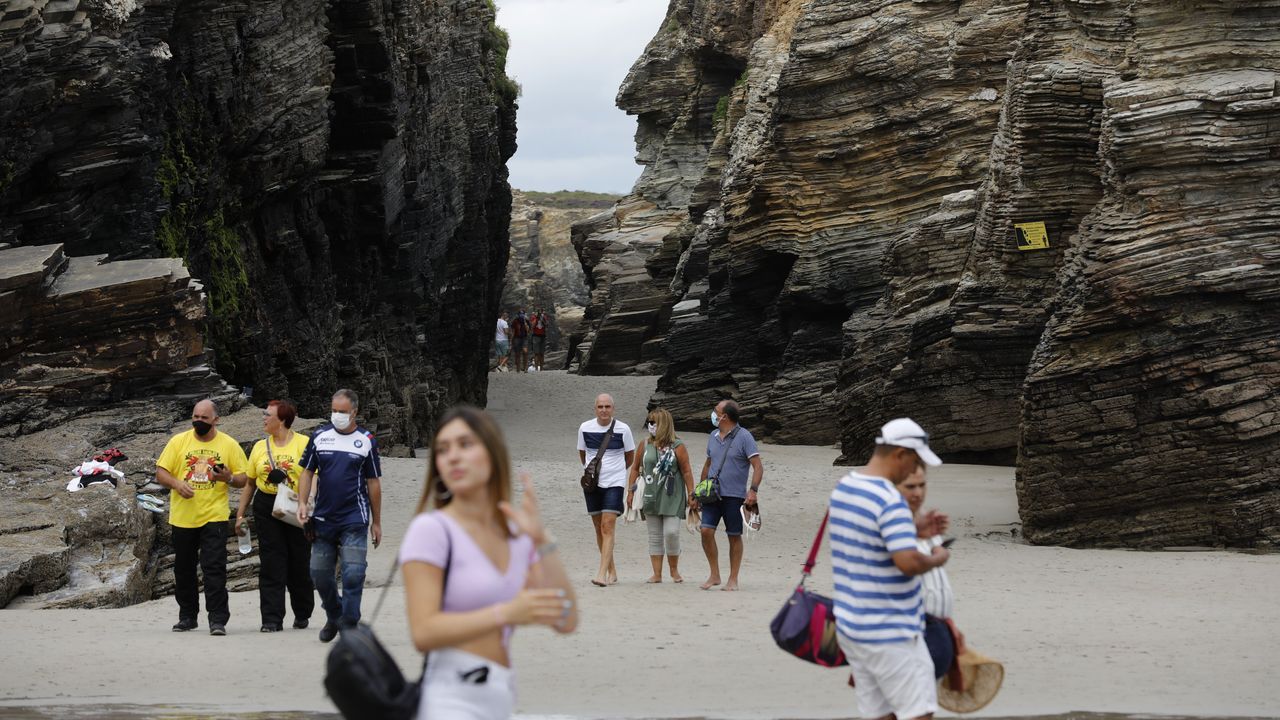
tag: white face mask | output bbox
[646,423,657,436]
[331,411,352,429]
[710,410,720,429]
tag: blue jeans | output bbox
[310,523,368,626]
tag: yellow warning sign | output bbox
[1014,221,1050,251]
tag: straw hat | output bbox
[937,649,1004,713]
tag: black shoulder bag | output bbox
[324,528,452,719]
[579,419,617,491]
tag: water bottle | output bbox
[238,524,252,555]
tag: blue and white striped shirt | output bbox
[829,471,923,644]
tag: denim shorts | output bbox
[584,486,625,516]
[700,496,745,536]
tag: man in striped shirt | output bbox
[830,418,950,720]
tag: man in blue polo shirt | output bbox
[297,388,383,642]
[693,399,763,591]
[830,418,950,720]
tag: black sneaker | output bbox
[172,619,197,632]
[292,618,309,630]
[209,624,227,636]
[260,624,283,633]
[318,622,339,643]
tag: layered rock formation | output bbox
[0,243,228,435]
[0,0,516,449]
[577,0,1280,547]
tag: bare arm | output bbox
[891,546,950,576]
[235,483,255,535]
[626,439,645,487]
[675,445,695,495]
[296,468,314,524]
[367,477,382,547]
[624,449,635,470]
[578,450,586,466]
[403,563,569,651]
[748,455,763,489]
[526,543,579,634]
[156,466,194,499]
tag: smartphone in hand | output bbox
[940,537,957,549]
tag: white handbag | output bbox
[622,472,647,524]
[266,438,305,528]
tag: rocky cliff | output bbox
[575,0,1280,547]
[0,0,517,449]
[504,190,616,367]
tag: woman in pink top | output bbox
[400,406,578,719]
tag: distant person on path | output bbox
[494,311,511,373]
[155,399,249,636]
[235,399,315,633]
[529,307,549,371]
[401,406,577,718]
[296,388,383,643]
[626,407,694,583]
[693,400,762,591]
[830,418,950,720]
[895,465,958,679]
[576,393,635,586]
[510,307,530,373]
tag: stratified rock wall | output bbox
[0,0,516,448]
[580,0,1280,547]
[1016,4,1280,547]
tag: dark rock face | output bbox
[577,0,1280,547]
[0,0,516,449]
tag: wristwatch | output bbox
[750,485,760,493]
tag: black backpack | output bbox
[323,532,451,719]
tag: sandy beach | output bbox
[1,371,1278,718]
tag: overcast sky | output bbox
[495,0,669,194]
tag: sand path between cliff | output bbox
[1,371,1277,719]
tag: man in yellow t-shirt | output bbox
[155,398,248,636]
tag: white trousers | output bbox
[418,648,516,720]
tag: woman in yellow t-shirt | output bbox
[235,400,315,632]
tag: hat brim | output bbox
[917,445,942,466]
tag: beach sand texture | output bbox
[1,371,1277,718]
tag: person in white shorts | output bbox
[828,418,951,719]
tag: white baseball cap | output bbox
[875,418,942,466]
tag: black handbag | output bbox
[769,510,848,667]
[324,532,452,719]
[579,420,616,491]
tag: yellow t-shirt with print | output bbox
[246,431,310,495]
[157,429,249,529]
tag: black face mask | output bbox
[192,420,213,436]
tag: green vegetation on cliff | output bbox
[521,190,621,210]
[483,0,521,103]
[154,83,249,377]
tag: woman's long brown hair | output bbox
[649,407,676,449]
[417,406,513,538]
